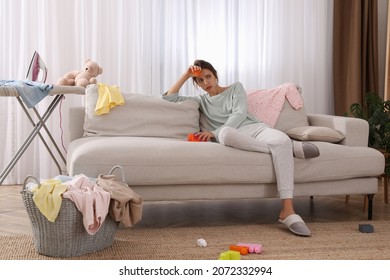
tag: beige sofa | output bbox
[67,85,385,220]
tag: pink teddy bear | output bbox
[57,59,103,88]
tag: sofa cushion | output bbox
[247,84,309,132]
[273,100,309,132]
[67,137,384,186]
[286,126,345,143]
[83,84,200,139]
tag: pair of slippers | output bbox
[279,214,311,237]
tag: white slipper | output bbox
[278,214,311,237]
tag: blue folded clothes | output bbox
[0,79,53,108]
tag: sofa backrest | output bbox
[71,84,312,141]
[83,84,200,139]
[68,107,85,142]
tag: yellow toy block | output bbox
[218,250,240,260]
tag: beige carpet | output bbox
[1,220,389,260]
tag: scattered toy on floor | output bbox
[359,224,374,233]
[229,245,249,255]
[237,242,263,254]
[218,250,240,260]
[196,238,207,247]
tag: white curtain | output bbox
[0,0,333,184]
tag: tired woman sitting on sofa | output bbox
[163,59,319,237]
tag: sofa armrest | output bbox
[307,114,369,147]
[68,107,85,142]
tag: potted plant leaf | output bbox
[349,92,390,175]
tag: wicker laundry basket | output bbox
[21,168,122,258]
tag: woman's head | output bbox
[192,59,218,87]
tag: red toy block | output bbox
[229,245,249,255]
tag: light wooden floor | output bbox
[1,181,389,236]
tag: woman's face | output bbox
[195,69,218,94]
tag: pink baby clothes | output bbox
[247,83,304,128]
[62,174,110,235]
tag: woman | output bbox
[163,59,319,237]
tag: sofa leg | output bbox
[367,194,374,220]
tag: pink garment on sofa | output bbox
[247,83,304,128]
[62,174,110,235]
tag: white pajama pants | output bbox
[218,123,294,199]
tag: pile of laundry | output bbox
[26,173,143,235]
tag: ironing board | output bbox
[0,85,85,185]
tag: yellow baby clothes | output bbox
[95,83,125,115]
[32,179,67,222]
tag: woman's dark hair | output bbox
[192,59,218,86]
